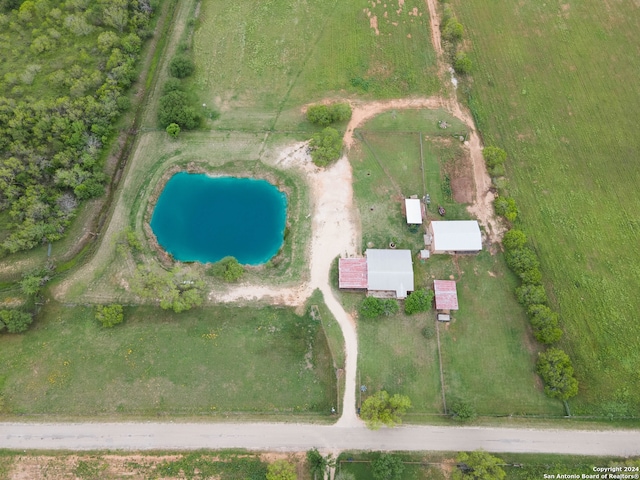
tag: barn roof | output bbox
[434,280,459,310]
[366,249,414,299]
[405,198,422,224]
[338,258,368,289]
[430,221,482,252]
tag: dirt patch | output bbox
[451,176,473,204]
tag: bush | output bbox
[453,52,472,74]
[537,348,578,400]
[502,229,527,251]
[505,247,539,276]
[359,296,384,319]
[382,298,399,316]
[520,267,543,285]
[0,309,33,334]
[372,454,405,480]
[309,127,343,167]
[169,54,195,78]
[95,304,124,328]
[450,399,477,421]
[404,288,434,315]
[266,460,296,480]
[162,78,184,94]
[483,146,507,169]
[421,324,435,339]
[494,196,518,222]
[360,390,411,430]
[515,284,547,306]
[208,256,244,282]
[307,103,352,126]
[442,18,463,42]
[528,304,562,344]
[306,104,332,126]
[166,123,180,137]
[329,102,352,122]
[158,91,198,129]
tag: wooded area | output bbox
[0,0,153,253]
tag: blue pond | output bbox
[150,173,287,264]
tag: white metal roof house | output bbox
[366,249,414,299]
[428,221,482,254]
[404,198,422,224]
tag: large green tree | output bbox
[360,390,411,430]
[454,451,506,480]
[404,288,434,315]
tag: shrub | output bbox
[421,324,435,339]
[361,390,411,430]
[537,348,578,400]
[382,298,399,316]
[483,146,507,169]
[520,267,543,285]
[502,229,527,251]
[450,399,477,421]
[158,91,198,129]
[95,304,124,328]
[494,196,518,222]
[306,103,352,126]
[208,256,244,283]
[455,451,506,480]
[404,288,434,315]
[372,454,405,480]
[442,18,463,42]
[529,304,562,344]
[169,54,195,78]
[0,309,33,334]
[306,104,332,126]
[453,52,472,74]
[515,284,548,306]
[309,127,343,167]
[330,102,352,122]
[359,296,384,319]
[162,78,184,94]
[266,460,296,480]
[505,247,539,276]
[166,123,180,137]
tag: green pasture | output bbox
[192,0,440,131]
[350,111,559,416]
[451,0,640,414]
[0,300,337,418]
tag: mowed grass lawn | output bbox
[192,0,440,131]
[452,0,640,414]
[0,301,337,418]
[350,111,560,416]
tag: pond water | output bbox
[150,173,287,264]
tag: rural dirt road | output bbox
[2,422,640,456]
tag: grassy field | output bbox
[192,0,440,131]
[0,299,338,418]
[349,111,560,417]
[450,0,640,415]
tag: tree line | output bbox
[0,0,154,254]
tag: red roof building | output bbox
[338,258,368,289]
[434,280,459,311]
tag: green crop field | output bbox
[349,111,560,417]
[450,0,640,415]
[0,300,337,418]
